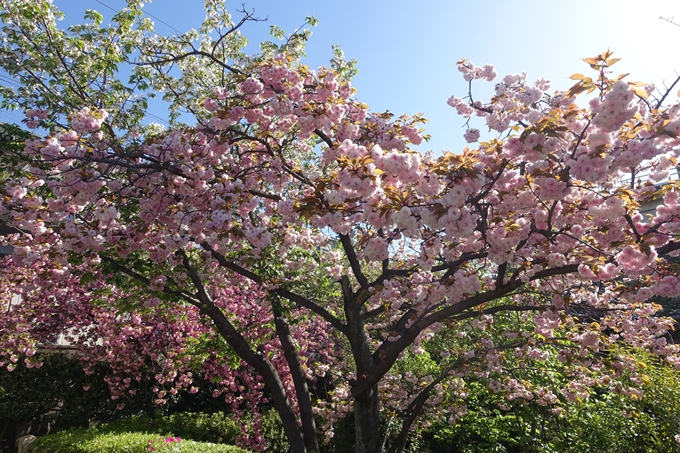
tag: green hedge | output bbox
[95,413,240,445]
[30,413,249,453]
[31,431,247,453]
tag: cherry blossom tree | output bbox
[2,1,680,452]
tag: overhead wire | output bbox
[0,111,25,123]
[0,74,20,87]
[96,0,192,127]
[95,0,183,34]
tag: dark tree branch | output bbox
[388,356,467,453]
[353,263,580,399]
[178,249,213,305]
[658,240,680,255]
[495,262,507,289]
[625,213,642,242]
[451,304,543,322]
[656,74,680,109]
[211,8,259,56]
[99,255,197,303]
[136,49,245,76]
[271,296,320,453]
[468,159,509,205]
[390,340,528,453]
[339,233,369,289]
[200,241,347,333]
[436,251,489,283]
[247,189,281,201]
[570,119,592,160]
[170,250,308,453]
[314,128,334,149]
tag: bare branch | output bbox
[136,49,245,76]
[655,74,680,109]
[339,233,369,289]
[211,8,261,55]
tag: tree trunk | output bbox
[354,386,381,453]
[273,298,320,453]
[340,275,382,453]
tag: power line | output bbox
[0,111,24,122]
[145,112,171,126]
[0,74,20,87]
[95,0,183,34]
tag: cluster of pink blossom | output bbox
[70,107,108,133]
[363,237,389,262]
[147,436,181,452]
[24,108,49,129]
[463,128,480,143]
[456,59,497,82]
[590,80,638,132]
[533,176,569,201]
[447,95,475,118]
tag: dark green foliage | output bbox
[4,344,680,453]
[0,351,253,427]
[0,352,153,428]
[0,352,152,452]
[320,413,354,453]
[260,409,290,453]
[0,123,38,183]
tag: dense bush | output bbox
[3,348,679,453]
[0,352,135,428]
[417,352,680,453]
[0,352,154,452]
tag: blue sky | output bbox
[5,0,680,153]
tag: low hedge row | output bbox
[29,413,249,453]
[91,413,241,445]
[31,431,246,453]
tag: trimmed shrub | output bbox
[96,413,240,445]
[31,430,248,453]
[29,414,249,453]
